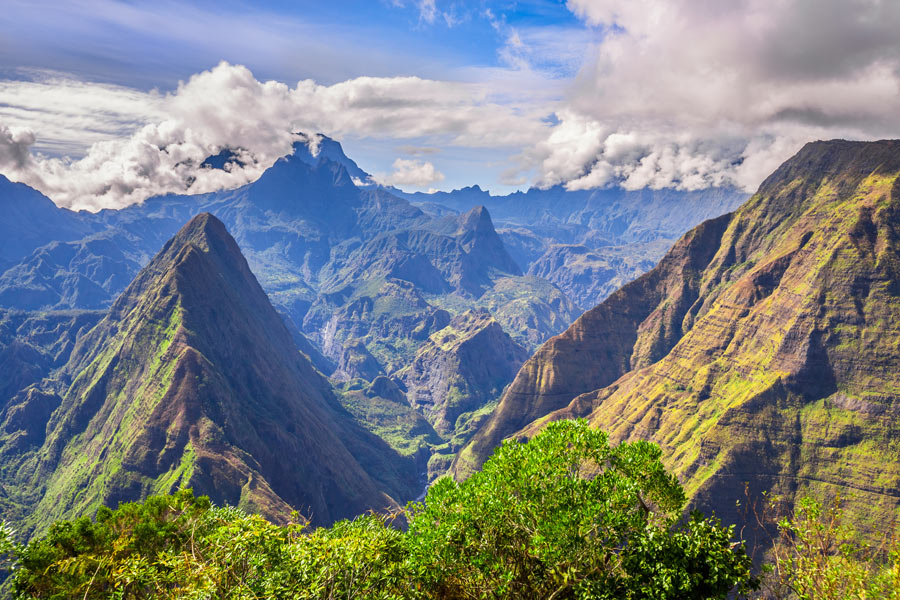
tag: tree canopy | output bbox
[5,420,755,599]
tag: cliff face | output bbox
[1,214,416,533]
[453,211,732,478]
[457,140,900,540]
[399,309,529,438]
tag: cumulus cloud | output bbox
[0,62,547,210]
[373,158,445,188]
[5,1,900,207]
[0,125,36,171]
[519,0,900,192]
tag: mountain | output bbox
[526,241,668,310]
[399,309,529,438]
[0,175,94,272]
[456,140,900,545]
[0,135,742,489]
[0,139,573,354]
[0,214,417,532]
[291,133,371,183]
[398,184,748,309]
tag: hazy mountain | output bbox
[398,184,748,309]
[0,175,95,273]
[456,140,900,547]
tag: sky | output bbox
[1,0,900,211]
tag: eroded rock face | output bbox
[457,140,900,546]
[399,309,529,438]
[527,242,666,310]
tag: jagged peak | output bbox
[106,212,257,320]
[457,205,494,235]
[166,212,235,254]
[289,132,370,181]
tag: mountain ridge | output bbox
[455,139,900,544]
[1,213,417,533]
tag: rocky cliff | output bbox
[457,140,900,543]
[399,309,529,438]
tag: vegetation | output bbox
[4,420,756,599]
[757,496,900,600]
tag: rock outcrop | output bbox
[399,309,529,438]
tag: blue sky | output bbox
[0,0,597,202]
[0,1,584,87]
[2,0,900,210]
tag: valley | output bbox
[0,135,745,523]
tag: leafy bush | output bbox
[10,495,404,599]
[8,420,756,599]
[759,496,900,600]
[404,419,755,599]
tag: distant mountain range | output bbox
[0,134,746,531]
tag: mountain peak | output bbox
[290,132,370,181]
[457,139,900,549]
[171,212,230,248]
[14,215,416,530]
[454,205,523,277]
[457,205,493,234]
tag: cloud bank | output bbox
[0,63,547,210]
[2,0,900,209]
[526,0,900,192]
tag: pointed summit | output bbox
[456,206,522,276]
[7,213,415,533]
[291,132,370,182]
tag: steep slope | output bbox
[399,309,529,438]
[528,241,666,310]
[454,211,732,477]
[0,309,104,410]
[1,214,416,533]
[0,235,141,310]
[457,140,900,541]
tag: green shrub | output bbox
[9,420,756,599]
[404,419,756,599]
[760,496,900,600]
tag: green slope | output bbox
[0,214,418,535]
[457,140,900,545]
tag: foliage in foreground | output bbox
[757,496,900,600]
[5,420,755,599]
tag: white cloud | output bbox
[417,0,438,24]
[373,158,445,188]
[523,0,900,192]
[0,71,166,157]
[4,1,900,206]
[0,62,548,210]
